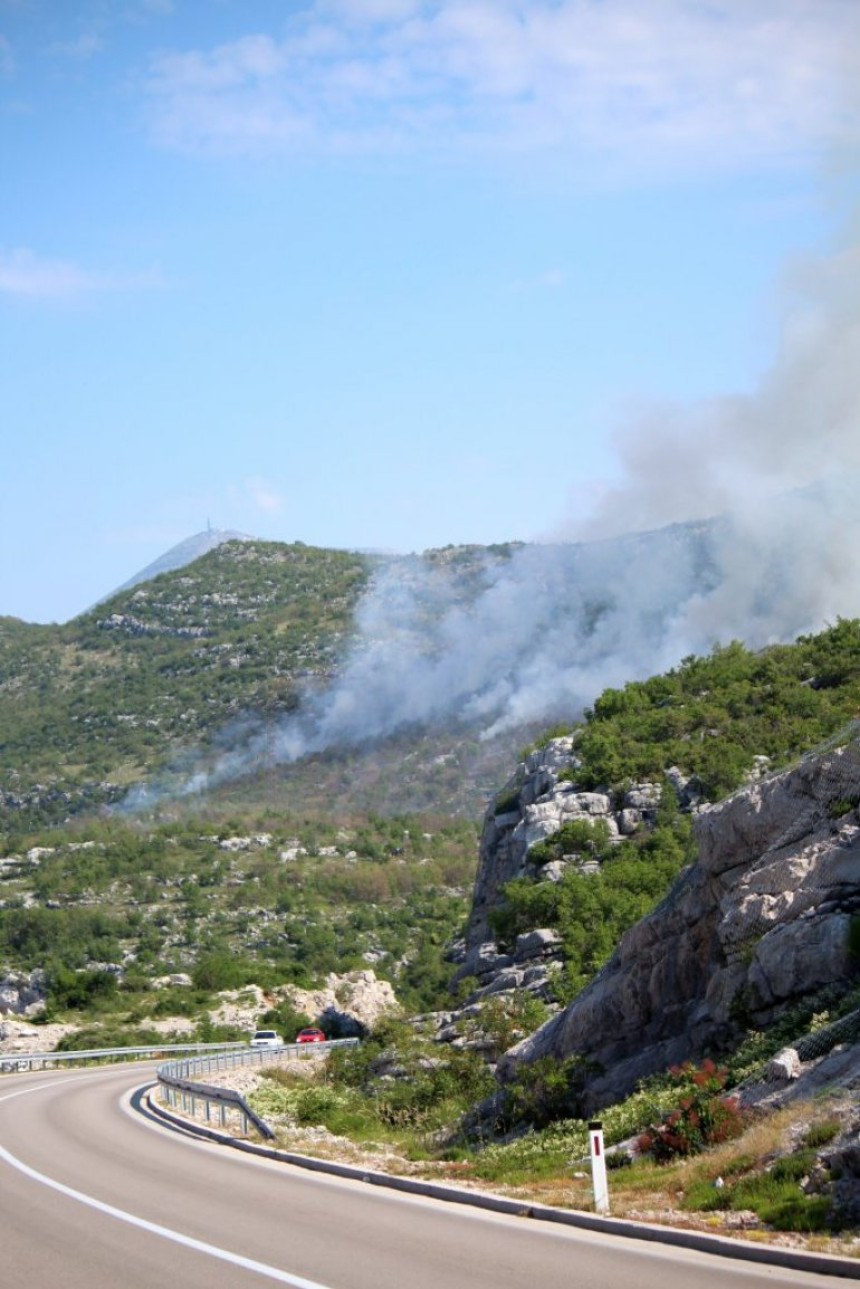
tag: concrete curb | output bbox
[144,1089,860,1280]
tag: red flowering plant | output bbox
[637,1059,745,1162]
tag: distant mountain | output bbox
[3,488,857,833]
[96,528,255,605]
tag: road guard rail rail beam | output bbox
[156,1039,359,1139]
[0,1041,247,1074]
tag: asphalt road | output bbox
[0,1064,852,1289]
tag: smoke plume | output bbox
[126,212,860,807]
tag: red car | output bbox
[296,1027,326,1044]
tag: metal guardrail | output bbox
[0,1040,246,1075]
[156,1038,359,1139]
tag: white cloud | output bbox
[143,0,860,170]
[0,34,13,77]
[48,33,104,60]
[0,247,164,297]
[0,248,102,296]
[243,476,284,515]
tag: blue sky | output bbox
[2,0,859,624]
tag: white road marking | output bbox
[0,1079,332,1289]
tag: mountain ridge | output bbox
[93,527,257,608]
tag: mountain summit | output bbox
[98,528,255,604]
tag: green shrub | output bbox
[528,818,614,867]
[257,1001,313,1041]
[190,951,259,992]
[683,1177,734,1212]
[501,1055,594,1130]
[55,1024,165,1051]
[637,1060,745,1161]
[829,795,859,819]
[472,993,550,1061]
[46,967,119,1014]
[770,1150,817,1182]
[802,1120,841,1149]
[324,1018,493,1136]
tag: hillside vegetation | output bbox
[0,808,479,1027]
[569,617,860,797]
[0,539,534,831]
[3,603,859,1248]
[0,541,370,828]
[489,618,860,1003]
[2,617,858,1033]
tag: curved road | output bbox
[0,1064,850,1288]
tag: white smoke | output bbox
[565,213,860,532]
[266,213,860,763]
[125,206,860,806]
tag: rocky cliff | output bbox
[451,735,683,1005]
[493,737,860,1110]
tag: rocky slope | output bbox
[487,735,860,1110]
[449,734,680,1006]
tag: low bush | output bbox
[46,966,119,1015]
[637,1060,745,1161]
[802,1120,841,1150]
[500,1054,595,1130]
[685,1155,835,1234]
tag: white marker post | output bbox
[589,1120,610,1215]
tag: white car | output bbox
[249,1029,281,1049]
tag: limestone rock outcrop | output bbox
[206,971,400,1039]
[452,736,666,1003]
[286,970,400,1037]
[0,970,47,1017]
[497,739,860,1111]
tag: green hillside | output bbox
[0,807,479,1023]
[490,619,860,1000]
[3,607,859,1246]
[0,538,531,831]
[2,615,858,1032]
[3,526,860,1057]
[0,541,370,827]
[569,618,860,797]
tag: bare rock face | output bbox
[462,737,664,963]
[498,740,860,1112]
[285,970,400,1037]
[0,1020,78,1053]
[205,972,400,1039]
[0,970,47,1017]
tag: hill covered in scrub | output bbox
[0,515,734,833]
[0,540,370,828]
[0,808,479,1028]
[4,508,853,835]
[2,616,859,1042]
[0,539,538,831]
[452,618,860,1111]
[465,617,860,969]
